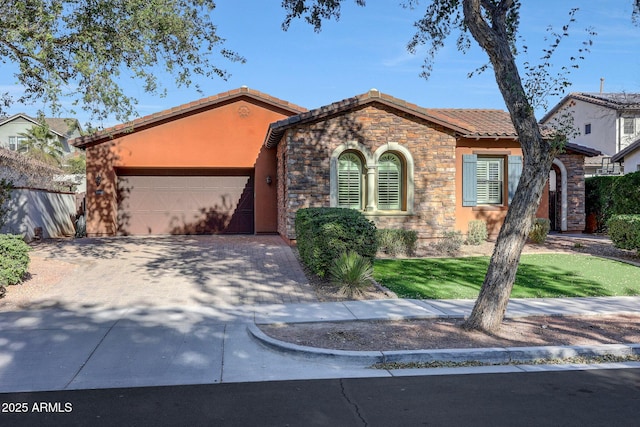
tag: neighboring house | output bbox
[72,87,598,242]
[0,113,82,157]
[540,92,640,176]
[611,137,640,173]
[0,113,85,192]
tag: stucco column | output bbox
[366,166,377,211]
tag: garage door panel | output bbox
[117,173,254,235]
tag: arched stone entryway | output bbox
[549,158,568,232]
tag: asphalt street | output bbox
[2,368,640,426]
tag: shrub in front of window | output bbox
[466,220,488,245]
[376,229,418,257]
[0,234,31,287]
[430,231,464,256]
[295,208,377,277]
[607,215,640,254]
[329,251,374,298]
[528,218,551,244]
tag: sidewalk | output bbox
[1,296,639,393]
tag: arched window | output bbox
[377,152,402,210]
[337,152,363,209]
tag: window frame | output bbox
[336,151,364,210]
[623,118,635,135]
[476,157,504,205]
[584,123,591,135]
[377,152,403,210]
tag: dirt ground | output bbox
[269,235,640,351]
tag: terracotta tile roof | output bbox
[72,87,307,148]
[423,108,518,137]
[264,89,518,148]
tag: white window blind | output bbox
[337,152,362,209]
[377,153,402,210]
[477,158,503,205]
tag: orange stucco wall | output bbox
[85,97,295,236]
[455,139,549,236]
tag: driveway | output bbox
[2,235,317,312]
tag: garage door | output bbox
[116,170,254,235]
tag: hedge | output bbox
[586,171,640,232]
[295,207,377,277]
[607,215,640,253]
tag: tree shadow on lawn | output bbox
[373,255,632,299]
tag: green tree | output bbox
[64,153,87,175]
[1,0,243,121]
[282,0,640,332]
[18,122,65,166]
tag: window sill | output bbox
[363,210,414,217]
[472,205,507,212]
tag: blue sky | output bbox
[4,0,640,128]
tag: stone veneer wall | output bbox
[276,103,457,241]
[558,152,587,232]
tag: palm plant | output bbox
[329,251,374,298]
[18,123,64,166]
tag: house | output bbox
[72,87,307,236]
[540,92,640,176]
[0,113,82,157]
[73,87,598,242]
[611,137,640,173]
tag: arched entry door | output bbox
[548,158,568,232]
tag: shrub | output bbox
[430,231,464,256]
[466,220,488,245]
[610,171,640,216]
[329,251,374,298]
[377,229,418,257]
[585,175,618,232]
[295,208,377,277]
[528,218,551,244]
[0,234,30,286]
[607,215,640,253]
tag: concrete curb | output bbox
[247,323,640,366]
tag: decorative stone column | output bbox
[366,166,377,211]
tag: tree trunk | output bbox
[461,0,556,332]
[463,155,552,331]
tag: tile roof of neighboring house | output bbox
[611,136,640,163]
[44,118,81,138]
[540,92,640,123]
[72,87,308,148]
[264,89,519,148]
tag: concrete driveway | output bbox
[6,235,317,311]
[0,235,350,392]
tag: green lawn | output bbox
[373,254,640,299]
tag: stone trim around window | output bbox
[330,141,414,214]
